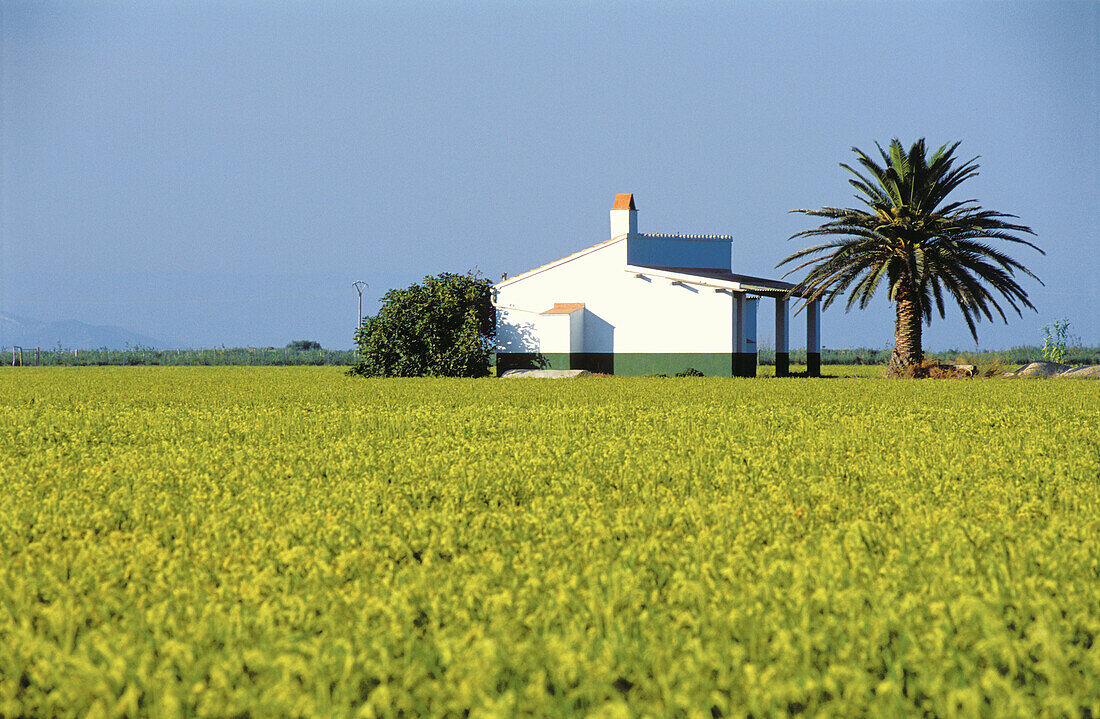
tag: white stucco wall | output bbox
[495,308,583,354]
[568,310,584,353]
[495,308,542,353]
[610,208,637,240]
[495,238,735,354]
[538,314,572,354]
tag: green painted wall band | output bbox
[498,352,753,377]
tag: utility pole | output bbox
[353,281,369,352]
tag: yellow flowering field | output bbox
[1,367,1097,718]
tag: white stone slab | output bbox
[1011,361,1071,378]
[1057,365,1100,379]
[499,369,592,379]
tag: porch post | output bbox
[774,297,789,377]
[807,299,821,377]
[743,297,758,378]
[734,294,743,378]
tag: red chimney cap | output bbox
[611,194,636,211]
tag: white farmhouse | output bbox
[494,194,822,377]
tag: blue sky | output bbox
[3,1,1097,350]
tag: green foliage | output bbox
[287,340,322,351]
[1041,319,1071,364]
[1,368,1098,717]
[644,368,705,378]
[349,272,495,378]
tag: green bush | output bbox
[1041,319,1071,364]
[349,272,496,378]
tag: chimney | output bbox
[610,193,637,239]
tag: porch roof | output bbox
[627,265,809,298]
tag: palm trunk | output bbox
[889,292,923,374]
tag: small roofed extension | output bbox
[493,194,822,377]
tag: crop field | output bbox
[1,367,1097,718]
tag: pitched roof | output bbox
[611,193,636,210]
[540,302,586,315]
[494,236,625,289]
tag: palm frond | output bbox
[782,139,1043,346]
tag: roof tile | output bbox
[541,302,586,315]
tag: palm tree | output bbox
[778,139,1043,373]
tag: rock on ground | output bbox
[1057,365,1100,379]
[500,369,592,379]
[1011,361,1071,378]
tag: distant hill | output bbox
[0,312,172,351]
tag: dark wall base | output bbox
[807,352,821,377]
[775,352,790,377]
[733,352,757,378]
[570,352,614,374]
[496,352,560,374]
